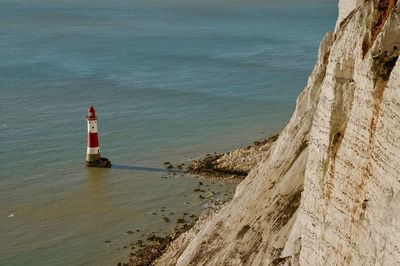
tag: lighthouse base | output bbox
[86,157,112,168]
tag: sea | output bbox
[0,0,337,265]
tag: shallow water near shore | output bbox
[0,0,336,265]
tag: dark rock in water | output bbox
[193,188,206,192]
[136,229,140,232]
[86,157,111,168]
[177,218,185,224]
[126,230,134,234]
[183,212,188,215]
[199,195,205,199]
[166,164,174,169]
[117,263,122,266]
[189,214,197,219]
[147,235,156,241]
[199,182,203,185]
[105,240,111,243]
[163,217,170,222]
[163,162,171,165]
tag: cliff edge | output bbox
[156,0,400,264]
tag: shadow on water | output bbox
[111,163,185,174]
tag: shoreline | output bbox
[126,205,225,266]
[165,133,279,184]
[186,133,278,183]
[124,133,279,265]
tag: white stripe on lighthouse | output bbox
[87,147,100,154]
[87,120,98,133]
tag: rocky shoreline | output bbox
[186,134,278,183]
[123,133,279,265]
[124,199,230,266]
[163,134,279,184]
[125,205,229,266]
[125,223,194,266]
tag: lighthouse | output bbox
[85,106,111,168]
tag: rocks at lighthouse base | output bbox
[85,157,112,168]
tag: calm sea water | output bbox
[0,0,337,265]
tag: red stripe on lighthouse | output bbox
[88,132,99,148]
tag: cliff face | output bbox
[157,1,400,264]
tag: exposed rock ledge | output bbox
[153,0,400,265]
[186,134,279,183]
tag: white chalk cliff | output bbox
[157,0,400,264]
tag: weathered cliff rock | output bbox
[156,1,400,265]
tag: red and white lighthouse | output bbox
[85,106,111,168]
